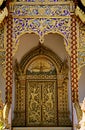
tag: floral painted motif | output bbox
[13,18,70,43]
[12,5,70,17]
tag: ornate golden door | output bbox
[26,80,57,126]
[13,46,71,127]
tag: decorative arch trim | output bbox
[13,31,70,57]
[20,43,63,73]
[12,17,71,56]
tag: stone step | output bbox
[12,127,72,130]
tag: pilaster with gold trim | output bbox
[6,15,13,104]
[71,15,79,102]
[13,74,26,126]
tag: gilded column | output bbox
[6,15,13,104]
[13,75,26,126]
[71,15,79,102]
[18,76,26,126]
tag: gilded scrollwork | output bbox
[77,25,85,78]
[13,18,70,40]
[42,82,57,125]
[27,57,56,73]
[60,59,68,86]
[9,0,73,56]
[44,88,53,109]
[7,0,75,59]
[0,24,6,51]
[0,27,4,50]
[79,25,85,49]
[12,0,73,2]
[29,88,39,110]
[0,52,5,63]
[26,81,57,126]
[78,51,85,69]
[0,51,5,78]
[12,17,71,56]
[14,59,23,78]
[26,82,41,125]
[11,4,70,17]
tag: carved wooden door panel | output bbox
[26,81,57,126]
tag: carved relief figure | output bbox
[27,58,55,73]
[45,88,53,109]
[29,88,38,110]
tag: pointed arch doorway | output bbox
[13,44,71,127]
[25,56,58,126]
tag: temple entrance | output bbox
[25,55,58,126]
[26,80,57,126]
[12,44,71,127]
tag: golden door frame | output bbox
[25,55,58,126]
[12,43,72,127]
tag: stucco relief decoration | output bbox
[12,0,73,2]
[0,26,5,77]
[79,25,85,49]
[9,1,73,55]
[13,5,70,17]
[13,18,70,54]
[75,0,85,23]
[0,52,5,63]
[0,28,4,49]
[27,58,55,73]
[0,0,8,24]
[13,18,70,39]
[78,25,85,72]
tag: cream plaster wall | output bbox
[14,33,39,63]
[14,33,67,62]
